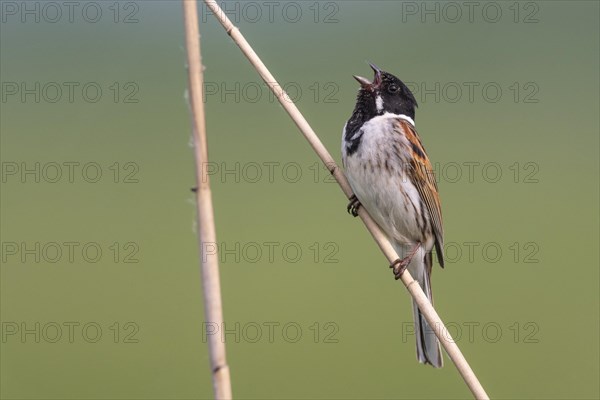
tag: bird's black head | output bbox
[352,63,418,121]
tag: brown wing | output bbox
[396,119,445,268]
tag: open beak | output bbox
[353,75,372,88]
[353,62,382,90]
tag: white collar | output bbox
[396,114,415,127]
[381,112,415,127]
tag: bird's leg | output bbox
[390,243,422,280]
[347,194,361,217]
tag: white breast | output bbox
[342,114,430,249]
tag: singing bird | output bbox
[342,64,444,367]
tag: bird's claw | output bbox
[390,257,410,280]
[347,195,361,217]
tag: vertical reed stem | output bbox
[183,1,232,398]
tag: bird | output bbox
[342,63,445,367]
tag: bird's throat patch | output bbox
[376,95,383,113]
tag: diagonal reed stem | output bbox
[183,1,232,399]
[200,0,489,398]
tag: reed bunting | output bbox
[342,64,445,368]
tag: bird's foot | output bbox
[347,194,361,217]
[390,257,410,280]
[389,243,422,280]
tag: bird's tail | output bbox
[411,250,443,368]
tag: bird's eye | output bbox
[388,84,399,94]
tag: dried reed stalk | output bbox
[183,1,232,399]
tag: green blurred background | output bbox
[1,1,598,399]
